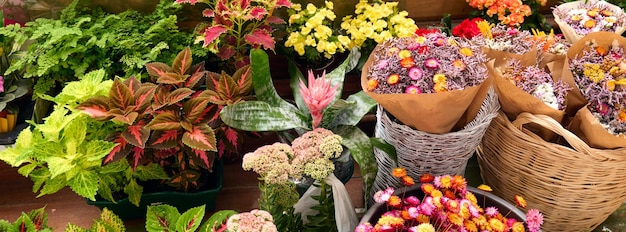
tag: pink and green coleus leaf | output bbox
[134,85,157,113]
[183,97,210,123]
[166,88,195,106]
[203,25,228,47]
[148,130,179,149]
[111,111,139,125]
[233,65,252,96]
[244,28,275,50]
[217,74,240,103]
[266,16,286,24]
[172,47,192,75]
[76,96,111,120]
[222,126,240,150]
[246,6,267,20]
[105,136,132,164]
[121,123,150,148]
[146,111,182,131]
[182,124,216,151]
[110,78,135,110]
[145,62,174,81]
[123,75,142,94]
[184,63,207,89]
[157,72,187,85]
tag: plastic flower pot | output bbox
[86,160,223,220]
[360,184,527,225]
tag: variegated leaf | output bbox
[172,47,192,75]
[105,136,132,163]
[190,149,212,170]
[286,58,309,116]
[121,124,150,148]
[233,65,252,96]
[205,71,221,91]
[148,130,180,149]
[328,91,377,128]
[76,96,111,120]
[217,73,240,102]
[157,72,187,85]
[182,124,216,151]
[152,87,169,110]
[325,48,361,101]
[333,125,377,206]
[134,85,157,113]
[222,127,240,150]
[111,112,138,125]
[183,97,210,123]
[146,112,182,131]
[145,62,173,80]
[244,28,274,50]
[123,76,142,94]
[199,90,226,105]
[166,88,195,105]
[185,63,207,89]
[220,101,309,131]
[131,146,145,169]
[110,78,134,110]
[249,49,293,109]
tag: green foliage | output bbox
[201,210,237,231]
[0,207,52,232]
[258,182,303,231]
[302,181,336,232]
[9,0,207,98]
[65,208,125,232]
[0,19,33,113]
[145,205,209,232]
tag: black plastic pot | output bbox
[360,184,527,225]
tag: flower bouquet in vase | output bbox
[361,31,499,203]
[553,0,626,44]
[565,31,626,148]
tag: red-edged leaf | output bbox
[266,16,286,24]
[185,63,206,88]
[157,72,187,85]
[217,45,236,60]
[192,149,212,169]
[123,76,142,94]
[77,96,111,120]
[182,124,216,151]
[172,47,192,75]
[134,85,157,113]
[233,65,252,96]
[239,0,250,10]
[183,97,210,123]
[246,6,267,20]
[148,130,180,149]
[152,87,169,110]
[131,146,145,169]
[122,124,150,148]
[199,90,226,105]
[223,127,240,150]
[145,62,173,80]
[244,29,274,51]
[181,120,193,132]
[217,73,239,102]
[203,25,228,47]
[275,0,291,7]
[202,9,214,17]
[112,112,138,125]
[205,72,221,91]
[166,88,195,105]
[110,78,134,110]
[217,140,226,157]
[205,104,221,124]
[105,136,132,163]
[146,111,182,130]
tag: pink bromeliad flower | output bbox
[299,70,339,129]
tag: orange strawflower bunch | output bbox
[466,0,546,27]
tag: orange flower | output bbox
[401,175,415,186]
[618,109,626,122]
[488,218,506,232]
[511,222,525,232]
[388,195,402,208]
[464,220,479,232]
[421,183,435,194]
[400,57,416,68]
[420,173,435,183]
[584,20,596,29]
[401,209,412,220]
[514,195,527,208]
[387,74,400,85]
[431,189,443,198]
[367,79,378,91]
[595,46,608,56]
[392,167,407,178]
[477,184,493,192]
[444,189,456,199]
[447,213,464,226]
[587,9,599,17]
[416,214,430,224]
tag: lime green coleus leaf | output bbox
[37,174,66,197]
[221,101,309,131]
[37,108,80,142]
[175,205,205,232]
[98,208,125,232]
[146,205,180,232]
[124,179,144,207]
[49,69,113,107]
[0,128,33,166]
[199,210,237,232]
[11,212,36,232]
[68,170,99,201]
[134,163,169,181]
[65,223,88,232]
[46,156,74,179]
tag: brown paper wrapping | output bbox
[569,106,626,149]
[553,0,626,44]
[361,48,489,134]
[563,32,626,148]
[483,47,538,68]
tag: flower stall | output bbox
[1,0,626,231]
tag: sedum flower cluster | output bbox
[366,31,488,94]
[569,40,626,137]
[553,0,626,38]
[340,0,417,49]
[499,59,571,110]
[356,169,544,232]
[466,0,546,27]
[242,128,343,183]
[472,21,536,54]
[226,209,278,232]
[285,1,351,62]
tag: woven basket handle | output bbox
[511,112,598,158]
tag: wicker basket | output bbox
[370,88,499,202]
[477,112,626,232]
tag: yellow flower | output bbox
[477,20,494,39]
[434,82,448,92]
[439,175,452,188]
[414,223,435,232]
[514,195,527,208]
[292,3,301,11]
[433,74,447,83]
[306,3,317,14]
[447,213,463,226]
[304,35,316,46]
[488,218,506,232]
[477,184,492,192]
[460,47,473,56]
[415,36,426,45]
[618,109,626,122]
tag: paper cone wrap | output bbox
[568,106,626,149]
[553,0,626,44]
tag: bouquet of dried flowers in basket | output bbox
[357,169,544,232]
[553,0,626,43]
[566,32,626,148]
[242,128,358,231]
[471,21,539,67]
[362,30,490,133]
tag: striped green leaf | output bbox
[220,101,309,131]
[250,49,292,110]
[328,91,376,128]
[333,125,377,206]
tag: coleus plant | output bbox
[77,47,221,191]
[220,48,396,203]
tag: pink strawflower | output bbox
[299,70,339,129]
[355,222,374,232]
[405,85,422,94]
[404,196,420,206]
[485,206,499,217]
[374,187,395,203]
[408,67,423,80]
[525,208,544,232]
[0,76,4,93]
[424,58,440,69]
[407,206,420,218]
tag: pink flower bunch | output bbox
[226,209,278,232]
[365,32,488,94]
[553,0,626,38]
[174,0,292,69]
[569,40,626,136]
[356,170,544,232]
[299,70,339,129]
[499,59,571,110]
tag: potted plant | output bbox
[6,0,208,123]
[0,13,34,144]
[220,48,394,203]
